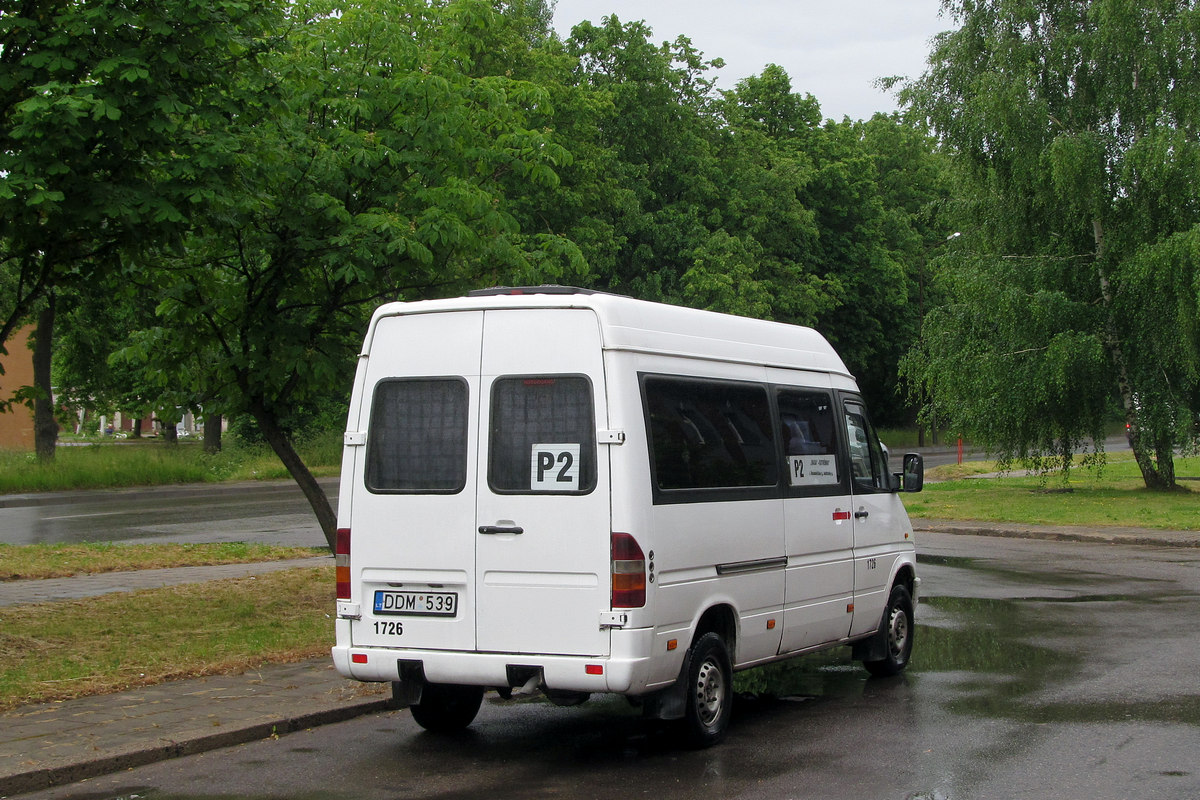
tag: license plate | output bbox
[373,590,458,617]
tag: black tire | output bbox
[409,683,484,733]
[681,632,733,748]
[864,584,914,677]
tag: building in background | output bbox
[0,326,36,451]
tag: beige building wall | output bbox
[0,325,36,451]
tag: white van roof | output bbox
[364,288,852,378]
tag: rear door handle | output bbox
[854,510,869,520]
[479,525,524,535]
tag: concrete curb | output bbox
[912,519,1200,548]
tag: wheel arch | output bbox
[893,561,917,601]
[694,602,737,655]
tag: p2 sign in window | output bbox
[489,376,596,495]
[788,455,839,487]
[530,443,581,491]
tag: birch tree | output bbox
[901,0,1200,488]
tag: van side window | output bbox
[844,402,887,492]
[489,375,597,494]
[777,389,840,489]
[365,378,468,494]
[644,377,777,491]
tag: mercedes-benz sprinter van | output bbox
[332,287,923,746]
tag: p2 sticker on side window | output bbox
[788,455,839,487]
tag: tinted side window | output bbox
[778,389,840,489]
[366,378,468,493]
[644,377,777,491]
[489,376,596,494]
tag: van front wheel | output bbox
[681,632,733,748]
[863,584,914,677]
[409,683,484,733]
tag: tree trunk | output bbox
[132,418,143,438]
[251,402,337,552]
[32,295,57,461]
[204,413,223,453]
[1093,218,1175,490]
[162,420,178,444]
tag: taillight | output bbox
[611,532,646,608]
[336,527,351,600]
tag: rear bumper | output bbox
[332,625,658,695]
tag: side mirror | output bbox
[901,453,924,493]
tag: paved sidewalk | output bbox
[0,659,391,797]
[2,519,1198,796]
[0,557,330,607]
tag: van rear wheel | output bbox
[409,683,484,733]
[863,584,914,677]
[681,632,733,748]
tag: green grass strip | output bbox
[904,456,1200,530]
[0,567,334,711]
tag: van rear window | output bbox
[489,376,596,494]
[365,378,468,493]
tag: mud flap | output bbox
[390,660,427,708]
[640,647,694,721]
[851,625,887,663]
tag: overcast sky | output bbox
[551,0,955,122]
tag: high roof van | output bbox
[332,287,923,746]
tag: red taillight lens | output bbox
[336,527,351,600]
[611,532,646,608]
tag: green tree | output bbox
[0,0,282,361]
[900,0,1200,488]
[560,15,727,299]
[720,67,944,421]
[125,0,573,550]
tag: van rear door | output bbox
[474,308,612,657]
[352,311,484,654]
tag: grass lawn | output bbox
[904,456,1200,530]
[0,567,333,711]
[0,434,340,494]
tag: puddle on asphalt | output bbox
[916,553,976,569]
[916,551,1144,591]
[727,589,1200,730]
[917,595,1200,727]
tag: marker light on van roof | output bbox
[611,532,646,608]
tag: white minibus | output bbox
[332,287,923,746]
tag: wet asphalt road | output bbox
[0,481,334,547]
[19,531,1200,800]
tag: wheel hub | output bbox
[694,657,725,726]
